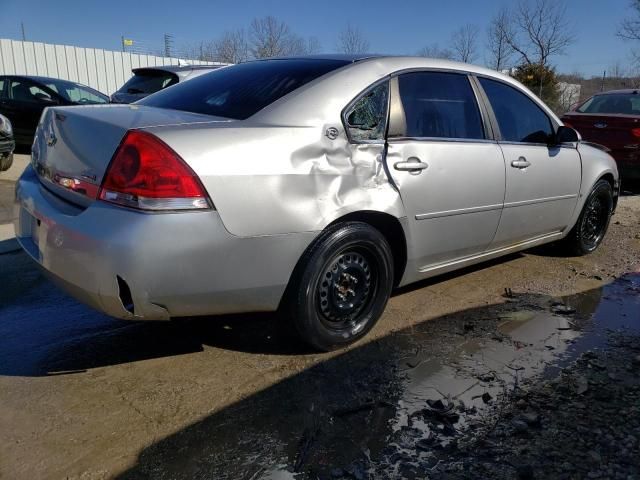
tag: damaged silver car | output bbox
[15,55,619,350]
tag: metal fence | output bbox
[0,39,223,96]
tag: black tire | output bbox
[564,179,613,256]
[0,154,12,172]
[285,222,394,352]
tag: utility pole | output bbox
[163,34,173,58]
[20,22,26,41]
[601,70,606,92]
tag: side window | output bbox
[396,72,484,140]
[0,78,5,99]
[479,77,554,144]
[9,80,53,103]
[345,81,389,142]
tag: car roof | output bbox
[132,65,226,74]
[592,89,640,95]
[247,55,562,127]
[3,74,84,84]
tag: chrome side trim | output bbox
[417,231,563,274]
[503,194,578,209]
[415,203,503,220]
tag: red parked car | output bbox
[562,89,640,183]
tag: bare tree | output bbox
[503,0,574,66]
[608,60,626,79]
[213,29,249,64]
[305,36,322,55]
[451,24,479,63]
[249,16,303,58]
[179,42,215,61]
[618,0,640,64]
[417,43,454,60]
[618,0,640,41]
[337,24,370,54]
[486,8,513,71]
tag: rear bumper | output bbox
[14,166,317,320]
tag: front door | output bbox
[2,78,59,144]
[477,77,581,247]
[384,71,506,269]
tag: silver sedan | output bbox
[14,55,619,350]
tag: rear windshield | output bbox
[577,93,640,115]
[137,59,350,120]
[119,70,178,95]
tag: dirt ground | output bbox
[0,176,639,479]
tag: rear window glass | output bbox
[577,93,640,114]
[138,59,350,120]
[119,70,178,95]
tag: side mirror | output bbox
[555,125,580,144]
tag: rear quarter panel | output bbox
[150,123,405,237]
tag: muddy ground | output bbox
[0,174,639,479]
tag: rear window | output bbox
[138,59,350,120]
[577,93,640,115]
[119,70,178,95]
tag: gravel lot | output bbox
[0,158,639,479]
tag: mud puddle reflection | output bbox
[119,274,640,480]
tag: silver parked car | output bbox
[15,55,619,350]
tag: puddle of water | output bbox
[116,275,640,479]
[390,275,639,447]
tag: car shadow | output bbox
[0,251,528,376]
[109,277,635,480]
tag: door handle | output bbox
[394,157,429,174]
[511,157,531,169]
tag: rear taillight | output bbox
[631,128,640,139]
[99,130,211,211]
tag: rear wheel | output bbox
[564,179,613,255]
[285,222,394,351]
[0,153,12,172]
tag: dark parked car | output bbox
[110,65,224,104]
[0,113,14,171]
[0,75,109,147]
[562,89,640,182]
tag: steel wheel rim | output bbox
[317,247,377,333]
[580,195,609,248]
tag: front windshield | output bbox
[577,93,640,115]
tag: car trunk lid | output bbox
[32,105,232,207]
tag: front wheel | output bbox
[285,222,394,351]
[563,179,613,255]
[0,153,13,172]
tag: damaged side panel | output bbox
[152,124,407,238]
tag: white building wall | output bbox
[0,39,223,95]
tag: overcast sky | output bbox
[0,0,636,77]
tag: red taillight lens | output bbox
[631,128,640,138]
[99,130,211,211]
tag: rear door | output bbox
[384,71,506,269]
[477,77,581,247]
